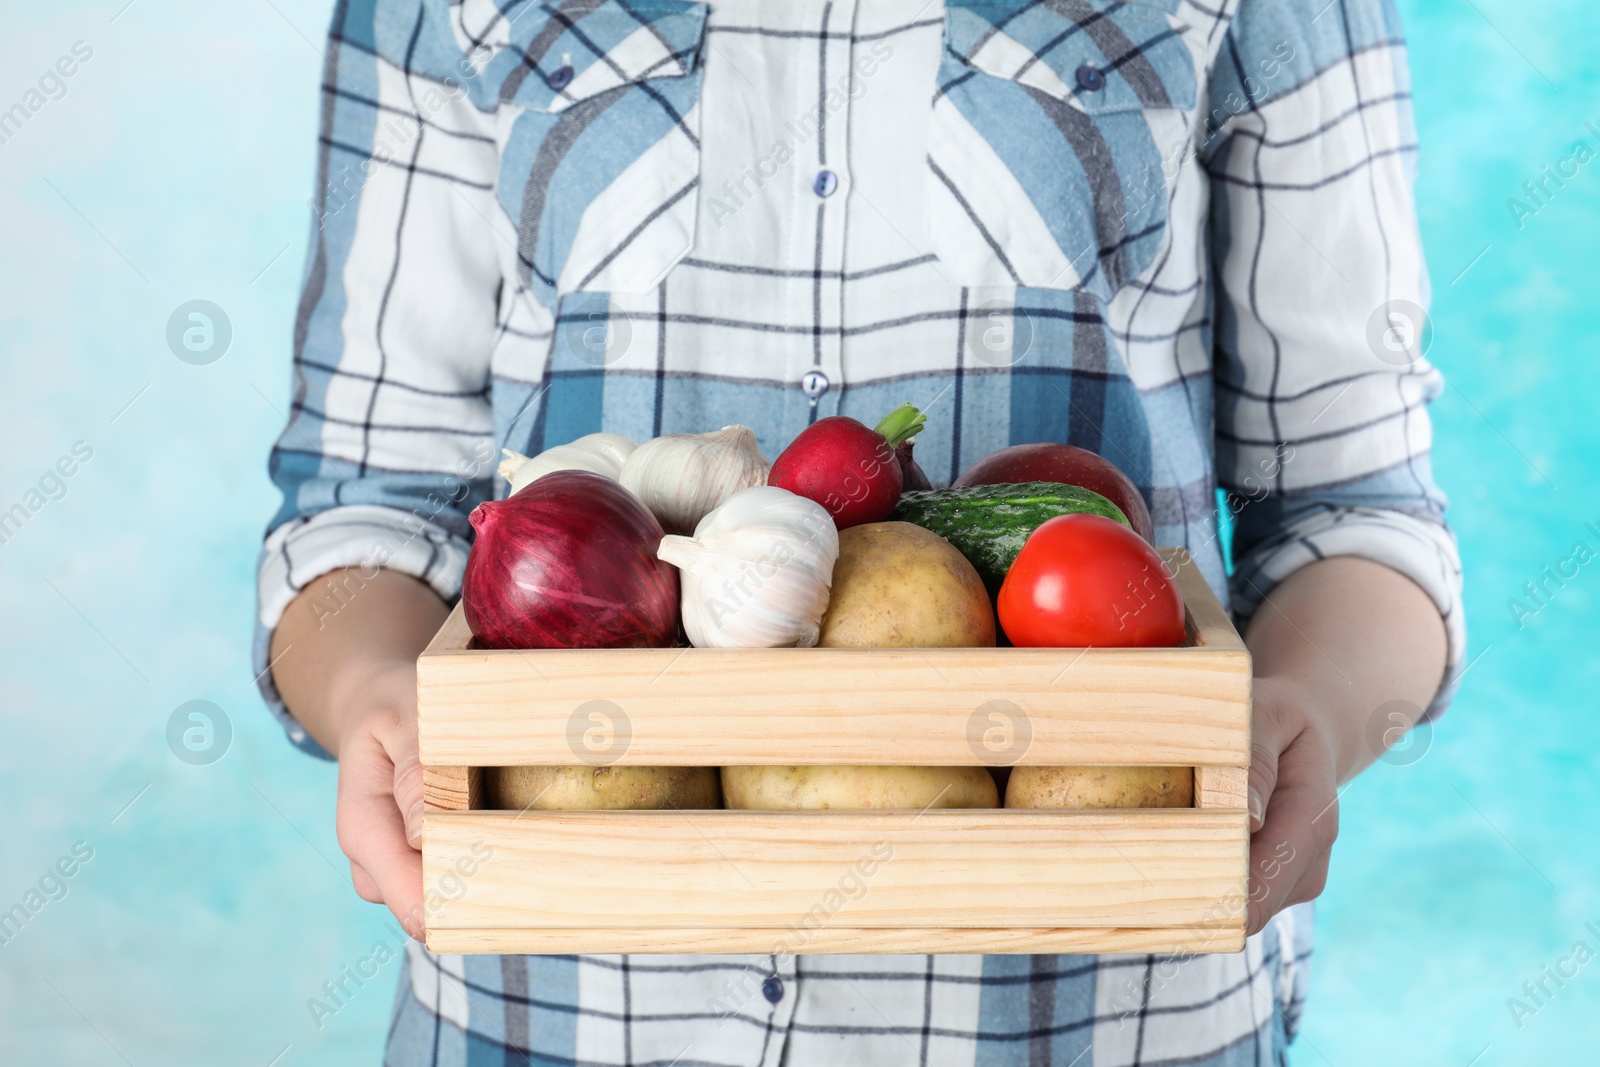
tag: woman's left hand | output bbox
[1244,675,1342,936]
[1236,557,1449,937]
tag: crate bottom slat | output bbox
[422,809,1248,954]
[425,924,1246,956]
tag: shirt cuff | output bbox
[253,505,473,758]
[1228,505,1466,721]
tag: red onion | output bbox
[895,440,933,491]
[461,471,679,649]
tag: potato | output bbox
[817,522,995,648]
[1004,766,1193,809]
[803,525,996,806]
[490,766,720,811]
[722,765,998,810]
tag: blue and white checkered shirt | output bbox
[256,0,1463,1061]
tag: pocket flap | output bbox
[453,0,709,114]
[945,0,1196,113]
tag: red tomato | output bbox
[998,514,1186,648]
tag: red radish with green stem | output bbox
[768,403,926,529]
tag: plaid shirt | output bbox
[256,0,1463,1062]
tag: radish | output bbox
[768,403,926,529]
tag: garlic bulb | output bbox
[619,425,770,535]
[657,486,839,648]
[498,432,638,496]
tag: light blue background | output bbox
[0,1,1595,1063]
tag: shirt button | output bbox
[761,976,785,1004]
[801,369,830,399]
[1075,64,1106,92]
[812,170,838,198]
[547,64,575,91]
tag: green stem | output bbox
[873,403,926,447]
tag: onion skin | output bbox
[462,471,679,649]
[896,440,933,491]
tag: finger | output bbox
[367,698,425,848]
[1246,699,1288,832]
[1246,731,1338,935]
[1254,847,1333,941]
[336,730,427,939]
[1283,847,1332,909]
[392,750,426,850]
[350,859,381,903]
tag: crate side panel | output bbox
[422,810,1248,932]
[424,603,474,654]
[1164,548,1243,653]
[417,646,1250,766]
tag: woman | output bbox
[258,0,1462,1061]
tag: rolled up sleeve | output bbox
[1203,0,1465,716]
[255,0,511,755]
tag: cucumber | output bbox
[889,481,1129,584]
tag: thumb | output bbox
[1247,713,1283,832]
[391,738,426,849]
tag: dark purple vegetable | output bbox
[462,471,678,649]
[896,440,932,491]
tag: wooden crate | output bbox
[418,548,1251,956]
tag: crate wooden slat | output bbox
[418,548,1252,955]
[423,809,1247,953]
[426,925,1244,956]
[418,550,1249,768]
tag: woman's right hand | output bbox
[268,568,450,938]
[332,659,428,936]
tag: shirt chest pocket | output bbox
[458,0,710,309]
[927,0,1198,300]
